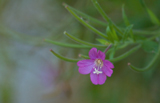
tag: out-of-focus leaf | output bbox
[106,26,114,43]
[91,0,123,36]
[122,25,133,42]
[146,8,160,25]
[79,54,90,59]
[109,23,119,41]
[96,38,110,45]
[50,49,79,62]
[142,40,158,53]
[64,31,108,48]
[63,3,108,39]
[67,4,107,27]
[134,35,146,41]
[139,0,160,25]
[106,23,119,43]
[109,50,115,59]
[109,45,141,62]
[122,6,135,41]
[129,44,160,72]
[44,39,92,49]
[122,5,130,26]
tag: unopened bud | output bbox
[128,63,131,66]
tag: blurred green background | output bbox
[0,0,160,103]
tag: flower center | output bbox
[93,59,103,74]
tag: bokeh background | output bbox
[0,0,160,103]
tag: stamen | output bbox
[93,59,104,74]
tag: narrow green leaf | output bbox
[122,6,135,41]
[146,8,160,25]
[139,0,160,25]
[66,4,107,27]
[133,29,160,35]
[79,54,90,59]
[122,25,133,42]
[106,43,128,55]
[50,49,79,62]
[129,45,160,72]
[106,26,114,43]
[106,23,119,42]
[142,40,158,53]
[122,5,130,26]
[109,23,119,41]
[96,38,110,45]
[63,3,108,39]
[64,31,108,48]
[109,45,141,62]
[91,0,110,22]
[91,0,123,36]
[109,51,115,59]
[44,39,92,49]
[109,45,117,59]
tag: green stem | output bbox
[106,43,129,55]
[44,39,91,49]
[91,0,123,35]
[79,54,90,59]
[63,3,108,39]
[67,5,107,27]
[109,45,141,62]
[64,31,108,48]
[50,49,79,62]
[128,45,160,72]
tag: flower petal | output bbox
[102,66,113,77]
[90,72,98,85]
[78,64,94,74]
[89,48,98,60]
[104,60,114,69]
[97,50,105,60]
[90,72,106,85]
[77,60,94,74]
[98,73,107,85]
[77,60,94,67]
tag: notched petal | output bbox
[98,73,106,85]
[89,48,98,60]
[90,72,98,85]
[97,50,105,60]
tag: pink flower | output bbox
[77,48,114,85]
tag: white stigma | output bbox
[93,59,103,75]
[93,67,102,74]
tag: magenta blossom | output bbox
[77,48,114,85]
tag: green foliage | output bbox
[142,40,159,53]
[122,25,133,42]
[96,38,110,45]
[44,39,92,49]
[45,0,160,72]
[139,0,160,25]
[122,5,130,26]
[50,49,79,62]
[129,44,160,72]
